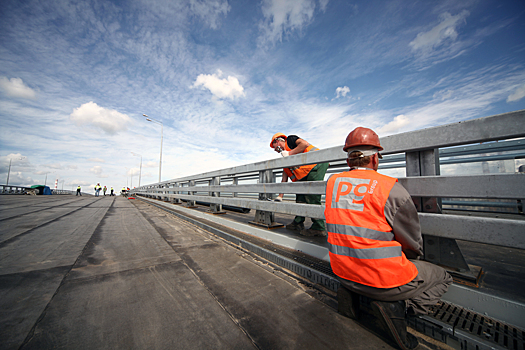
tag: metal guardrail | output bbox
[51,189,74,195]
[0,185,33,194]
[132,109,525,251]
[131,110,525,347]
[0,186,77,195]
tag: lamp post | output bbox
[43,171,54,187]
[6,156,26,186]
[143,114,163,183]
[6,159,12,186]
[131,152,142,187]
[125,167,131,188]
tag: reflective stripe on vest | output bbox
[327,223,394,241]
[324,170,418,288]
[329,243,402,260]
[283,144,319,182]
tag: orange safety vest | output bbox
[283,144,319,182]
[324,169,418,288]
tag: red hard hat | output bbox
[270,132,287,148]
[343,127,383,152]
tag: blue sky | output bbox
[1,0,524,190]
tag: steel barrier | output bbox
[0,185,33,195]
[51,189,75,195]
[131,109,525,335]
[131,109,525,251]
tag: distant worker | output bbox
[121,187,126,196]
[324,127,452,350]
[103,186,107,196]
[270,133,329,236]
[110,187,114,196]
[76,185,82,196]
[94,183,101,197]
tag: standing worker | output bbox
[76,185,82,196]
[121,187,126,196]
[94,183,101,197]
[324,127,452,350]
[103,185,107,196]
[110,187,114,196]
[270,133,329,237]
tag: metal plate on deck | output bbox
[411,301,525,350]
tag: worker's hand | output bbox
[274,196,283,202]
[281,151,289,157]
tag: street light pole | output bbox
[131,152,142,187]
[143,114,163,183]
[6,156,26,186]
[6,159,12,186]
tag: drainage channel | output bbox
[139,197,524,350]
[412,301,525,350]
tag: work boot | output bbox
[371,300,419,350]
[285,222,305,231]
[337,286,360,320]
[299,228,327,237]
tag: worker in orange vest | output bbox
[270,133,329,236]
[324,127,452,350]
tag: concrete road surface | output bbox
[0,195,402,350]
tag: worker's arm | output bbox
[385,183,423,259]
[288,138,309,155]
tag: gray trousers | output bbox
[338,260,453,315]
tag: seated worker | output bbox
[270,133,329,236]
[324,127,452,350]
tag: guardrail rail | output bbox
[131,109,525,350]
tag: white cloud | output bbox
[0,77,36,99]
[88,158,106,163]
[189,0,230,29]
[90,166,103,175]
[4,172,35,187]
[90,165,108,178]
[507,84,525,103]
[334,86,350,99]
[433,89,454,101]
[70,180,92,186]
[378,115,410,134]
[192,70,245,100]
[42,163,63,169]
[126,168,141,176]
[0,154,31,173]
[34,170,52,175]
[70,102,131,135]
[259,0,326,44]
[409,11,469,53]
[144,161,158,168]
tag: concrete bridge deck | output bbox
[0,195,443,350]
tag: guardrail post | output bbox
[232,177,238,197]
[208,176,226,214]
[406,149,479,283]
[184,180,197,208]
[165,184,170,201]
[249,170,284,228]
[172,182,181,204]
[164,183,170,201]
